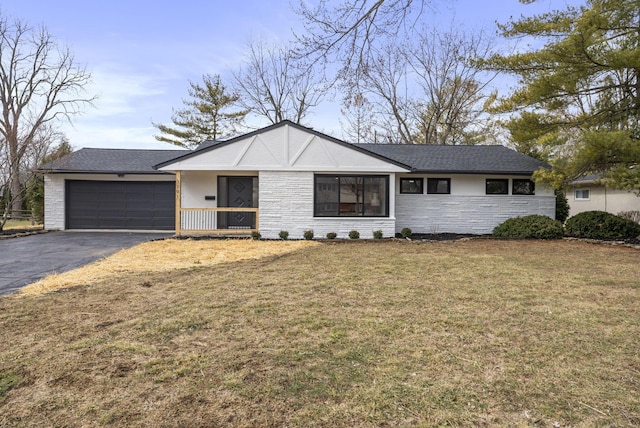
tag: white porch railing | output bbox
[177,207,259,236]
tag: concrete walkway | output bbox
[0,231,172,296]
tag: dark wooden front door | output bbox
[227,177,254,228]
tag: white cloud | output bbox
[86,64,172,117]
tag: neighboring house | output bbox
[568,175,640,217]
[41,120,555,238]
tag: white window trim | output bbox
[574,188,590,200]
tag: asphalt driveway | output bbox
[0,231,172,296]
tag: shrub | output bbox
[555,189,570,223]
[565,211,640,239]
[278,230,289,240]
[372,229,383,239]
[303,229,314,240]
[400,227,412,238]
[326,232,337,239]
[492,215,564,239]
[348,230,360,239]
[618,210,640,224]
[250,231,261,240]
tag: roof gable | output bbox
[156,121,411,172]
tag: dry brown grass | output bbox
[22,238,318,295]
[1,239,639,427]
[2,219,42,231]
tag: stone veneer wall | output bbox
[44,175,65,230]
[258,170,396,240]
[395,194,556,235]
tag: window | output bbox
[400,178,423,194]
[427,178,451,194]
[314,175,389,217]
[486,179,509,195]
[512,179,535,195]
[575,189,590,200]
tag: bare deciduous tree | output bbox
[0,124,67,230]
[340,93,377,144]
[232,38,325,125]
[358,42,416,144]
[410,27,497,144]
[348,25,498,144]
[294,0,432,86]
[0,15,93,220]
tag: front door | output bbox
[227,177,254,228]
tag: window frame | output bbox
[399,177,424,194]
[426,178,451,195]
[486,178,510,195]
[512,179,535,195]
[314,174,390,217]
[574,188,590,200]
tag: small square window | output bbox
[513,179,535,195]
[486,179,509,195]
[400,178,423,194]
[427,178,451,194]
[575,189,590,200]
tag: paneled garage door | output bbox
[66,180,175,230]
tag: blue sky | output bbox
[1,0,582,150]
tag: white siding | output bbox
[258,171,396,239]
[568,185,640,216]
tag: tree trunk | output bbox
[9,159,23,218]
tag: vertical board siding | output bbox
[181,210,217,230]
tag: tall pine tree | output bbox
[154,74,247,149]
[482,0,640,191]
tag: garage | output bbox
[66,180,175,230]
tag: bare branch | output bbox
[232,37,325,125]
[0,14,93,218]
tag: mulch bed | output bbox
[402,233,487,241]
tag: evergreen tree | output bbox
[154,74,247,149]
[482,0,640,192]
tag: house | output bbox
[568,175,640,217]
[41,120,555,238]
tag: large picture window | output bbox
[314,175,389,217]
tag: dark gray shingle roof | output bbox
[39,128,549,176]
[39,148,185,174]
[354,144,549,174]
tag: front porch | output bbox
[174,171,259,236]
[177,207,259,236]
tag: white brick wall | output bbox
[258,171,396,239]
[44,175,66,230]
[396,194,556,234]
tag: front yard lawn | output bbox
[1,239,638,427]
